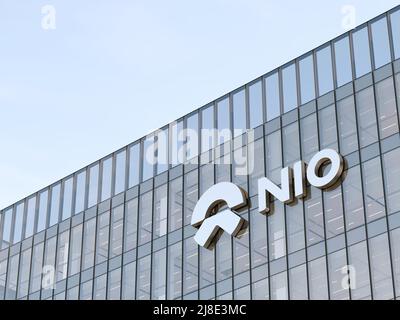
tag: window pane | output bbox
[183,237,198,295]
[0,252,7,298]
[289,264,308,300]
[248,139,264,196]
[268,201,286,260]
[316,45,334,95]
[348,241,371,300]
[282,122,300,166]
[110,205,124,258]
[25,196,36,238]
[17,248,31,299]
[124,198,138,252]
[270,272,288,300]
[184,170,198,226]
[152,249,167,300]
[265,72,280,120]
[128,143,140,187]
[216,232,232,282]
[352,27,372,78]
[249,80,263,128]
[391,10,400,59]
[94,274,107,300]
[266,130,282,184]
[114,150,126,195]
[186,113,199,161]
[74,170,86,214]
[138,191,153,245]
[324,185,344,238]
[157,128,169,174]
[13,203,24,243]
[62,177,73,220]
[167,242,182,299]
[137,255,151,300]
[309,256,329,300]
[371,17,391,69]
[88,164,99,208]
[122,262,136,300]
[80,280,93,300]
[337,96,359,155]
[68,224,83,276]
[171,121,184,166]
[108,268,121,300]
[201,105,214,152]
[343,166,365,230]
[5,254,19,299]
[328,249,350,300]
[319,104,338,150]
[383,148,400,214]
[200,246,215,289]
[37,190,48,233]
[169,178,183,232]
[250,209,268,268]
[282,63,298,112]
[233,214,250,274]
[334,36,352,86]
[82,218,96,270]
[101,157,112,201]
[153,184,167,239]
[300,113,319,162]
[390,228,400,296]
[96,211,110,264]
[217,97,230,145]
[49,183,61,227]
[30,242,44,294]
[299,54,316,104]
[286,202,305,253]
[362,157,386,222]
[375,77,399,139]
[143,136,155,181]
[56,230,69,282]
[305,187,324,245]
[369,234,394,299]
[355,87,379,147]
[233,89,247,136]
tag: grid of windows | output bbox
[1,6,400,300]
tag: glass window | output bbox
[56,230,69,282]
[74,170,86,214]
[305,187,324,245]
[352,27,372,78]
[371,17,392,69]
[300,113,319,162]
[334,36,353,87]
[266,130,282,185]
[13,203,24,244]
[201,105,215,152]
[128,143,140,188]
[96,211,110,264]
[37,190,48,233]
[156,128,169,174]
[68,224,83,276]
[375,77,399,139]
[25,196,36,238]
[200,246,215,289]
[186,113,199,161]
[324,186,344,238]
[110,205,124,258]
[233,146,248,191]
[183,237,198,295]
[289,264,308,300]
[0,252,7,298]
[233,89,247,136]
[268,201,286,260]
[17,248,32,299]
[270,272,288,300]
[168,178,182,232]
[286,202,305,253]
[184,170,198,226]
[94,274,107,300]
[308,256,329,300]
[299,54,316,104]
[362,157,386,222]
[337,96,359,155]
[49,184,61,227]
[233,215,250,274]
[88,164,99,208]
[343,166,365,230]
[265,72,281,120]
[80,280,93,300]
[248,139,264,196]
[252,278,269,300]
[5,254,19,299]
[383,148,400,214]
[143,136,155,181]
[282,122,300,166]
[316,45,334,95]
[282,63,298,112]
[30,242,44,294]
[152,249,167,300]
[82,218,96,271]
[171,121,184,166]
[101,157,112,201]
[114,150,126,195]
[319,104,338,150]
[108,268,121,300]
[167,242,182,299]
[369,234,394,299]
[217,97,230,145]
[249,80,263,128]
[217,232,232,282]
[250,209,268,268]
[390,228,400,296]
[124,198,138,252]
[137,255,151,300]
[153,184,167,239]
[138,191,153,245]
[200,163,214,195]
[122,262,136,300]
[43,236,57,293]
[355,86,379,147]
[391,10,400,59]
[348,241,371,300]
[328,249,350,300]
[62,177,73,220]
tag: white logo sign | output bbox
[192,149,345,248]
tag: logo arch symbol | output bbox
[191,182,248,249]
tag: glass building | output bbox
[2,6,400,300]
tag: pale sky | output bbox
[1,0,399,210]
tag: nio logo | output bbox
[192,149,344,248]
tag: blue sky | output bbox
[1,0,399,210]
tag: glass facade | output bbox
[1,6,400,300]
